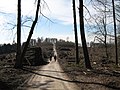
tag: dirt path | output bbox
[18,60,79,90]
[18,44,79,90]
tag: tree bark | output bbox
[72,0,79,64]
[79,0,92,69]
[14,0,22,68]
[112,0,118,66]
[104,0,108,59]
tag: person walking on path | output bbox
[50,54,52,61]
[54,55,57,61]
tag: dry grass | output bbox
[0,55,43,90]
[56,43,120,90]
[0,43,53,90]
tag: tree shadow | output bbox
[91,69,120,77]
[23,66,69,73]
[22,67,120,90]
[18,79,54,90]
[0,81,12,90]
[26,80,54,90]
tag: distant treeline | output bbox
[56,41,75,47]
[0,43,17,54]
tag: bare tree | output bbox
[93,15,108,58]
[90,0,112,59]
[20,0,41,65]
[79,0,92,69]
[72,0,79,64]
[104,0,108,59]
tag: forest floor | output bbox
[0,54,42,90]
[56,42,120,90]
[0,56,120,90]
[0,43,120,90]
[58,58,120,90]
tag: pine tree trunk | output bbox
[14,0,22,68]
[112,0,118,65]
[72,0,79,64]
[79,0,92,69]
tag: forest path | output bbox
[18,59,79,90]
[18,44,79,90]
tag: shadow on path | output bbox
[25,80,54,89]
[0,81,12,90]
[22,67,120,90]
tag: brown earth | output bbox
[56,42,120,90]
[17,60,80,90]
[0,42,120,90]
[0,53,42,90]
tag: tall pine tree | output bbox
[72,0,79,64]
[14,0,22,68]
[79,0,92,69]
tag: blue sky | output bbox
[0,0,94,44]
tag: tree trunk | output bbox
[112,0,118,65]
[104,0,108,59]
[103,18,108,59]
[14,0,22,68]
[79,0,92,69]
[20,0,41,63]
[72,0,79,64]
